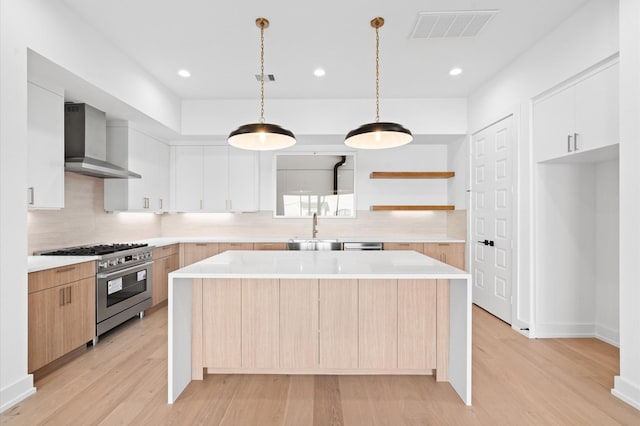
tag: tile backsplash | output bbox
[28,173,161,254]
[28,173,466,254]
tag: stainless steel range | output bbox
[40,243,154,344]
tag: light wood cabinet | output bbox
[152,244,180,306]
[219,242,253,252]
[280,279,318,369]
[253,242,287,251]
[28,263,95,372]
[422,243,465,269]
[319,279,358,369]
[420,242,464,381]
[241,279,279,368]
[533,61,619,162]
[27,82,64,209]
[384,242,424,252]
[202,278,242,368]
[398,279,437,370]
[359,279,398,369]
[181,243,219,267]
[195,278,445,376]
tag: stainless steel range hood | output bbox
[64,103,141,179]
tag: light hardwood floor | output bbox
[2,306,638,425]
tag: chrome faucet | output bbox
[312,212,318,238]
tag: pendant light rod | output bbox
[344,16,412,149]
[227,17,296,151]
[372,17,383,123]
[256,18,268,123]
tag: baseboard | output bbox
[0,375,35,413]
[595,323,620,347]
[534,322,595,338]
[612,376,640,411]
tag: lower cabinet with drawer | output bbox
[28,262,96,372]
[181,243,220,266]
[422,243,465,270]
[152,244,180,306]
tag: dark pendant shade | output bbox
[228,122,296,151]
[344,121,413,149]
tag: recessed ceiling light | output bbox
[449,67,463,76]
[178,69,191,78]
[314,68,326,77]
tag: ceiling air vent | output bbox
[411,10,499,39]
[255,74,276,82]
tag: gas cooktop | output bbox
[39,243,149,256]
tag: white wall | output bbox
[0,0,180,411]
[0,0,33,412]
[614,0,640,411]
[19,1,181,132]
[535,159,619,344]
[535,163,597,337]
[595,159,619,346]
[447,137,469,210]
[467,0,619,331]
[182,98,467,136]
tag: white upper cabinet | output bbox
[574,63,619,153]
[27,82,64,209]
[202,146,228,211]
[172,145,259,212]
[533,61,619,163]
[228,148,259,212]
[104,124,170,212]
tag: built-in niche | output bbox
[274,153,355,217]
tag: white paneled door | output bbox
[471,116,514,324]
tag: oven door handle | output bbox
[96,261,154,280]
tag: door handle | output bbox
[27,187,35,205]
[574,133,579,151]
[567,134,573,152]
[477,240,495,247]
[66,286,72,304]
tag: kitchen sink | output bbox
[287,239,342,251]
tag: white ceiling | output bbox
[62,0,589,101]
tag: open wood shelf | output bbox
[371,205,455,211]
[369,171,455,179]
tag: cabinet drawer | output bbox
[152,244,179,259]
[253,242,287,251]
[384,242,424,253]
[219,242,253,252]
[29,261,96,293]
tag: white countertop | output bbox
[27,255,98,272]
[170,250,470,280]
[137,236,465,247]
[28,237,466,272]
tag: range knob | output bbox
[98,261,108,269]
[118,258,126,264]
[108,259,118,267]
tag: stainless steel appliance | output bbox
[64,103,141,179]
[40,243,153,344]
[343,242,384,251]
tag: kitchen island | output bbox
[168,250,472,405]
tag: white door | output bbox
[471,116,514,324]
[174,146,204,211]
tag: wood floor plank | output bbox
[2,305,639,426]
[282,375,314,426]
[313,376,343,426]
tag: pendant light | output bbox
[345,17,413,149]
[228,18,296,151]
